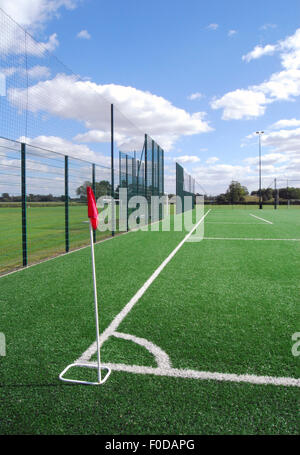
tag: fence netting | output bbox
[0,8,166,274]
[119,134,165,228]
[0,138,114,274]
[176,162,199,213]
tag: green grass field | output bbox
[0,205,115,274]
[0,206,299,434]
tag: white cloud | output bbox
[207,23,218,31]
[244,153,288,166]
[0,0,82,56]
[77,29,91,40]
[242,28,300,67]
[0,23,59,55]
[253,69,300,101]
[242,44,277,62]
[260,24,277,31]
[187,92,203,100]
[206,156,219,164]
[9,74,213,151]
[261,128,300,154]
[0,0,79,29]
[242,127,300,180]
[0,64,51,82]
[39,32,59,52]
[0,67,18,77]
[188,163,253,194]
[27,65,51,79]
[211,89,267,120]
[270,118,300,129]
[228,30,237,37]
[175,155,201,164]
[166,125,300,195]
[212,28,300,120]
[18,135,111,167]
[279,28,300,70]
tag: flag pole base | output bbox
[59,362,111,385]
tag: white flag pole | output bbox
[58,199,111,385]
[89,221,102,383]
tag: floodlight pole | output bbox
[256,131,264,209]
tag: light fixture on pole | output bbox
[256,131,264,210]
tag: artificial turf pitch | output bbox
[0,206,299,434]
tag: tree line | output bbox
[0,180,114,202]
[206,181,300,204]
[1,180,300,204]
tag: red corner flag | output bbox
[87,186,99,230]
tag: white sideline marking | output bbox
[112,331,171,369]
[80,362,300,388]
[206,222,264,225]
[77,210,211,363]
[204,237,300,241]
[250,213,273,224]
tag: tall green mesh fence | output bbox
[0,8,166,274]
[0,137,112,274]
[119,135,164,227]
[176,162,196,214]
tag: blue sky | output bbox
[0,0,300,195]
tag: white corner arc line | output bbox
[113,332,172,369]
[77,209,211,363]
[81,362,300,388]
[250,213,273,224]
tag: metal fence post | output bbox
[65,156,69,252]
[92,163,96,243]
[126,155,128,232]
[144,134,147,201]
[157,145,160,196]
[21,143,27,266]
[151,140,155,222]
[157,145,161,220]
[162,149,164,195]
[111,104,115,236]
[152,140,154,196]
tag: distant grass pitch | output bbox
[0,205,115,273]
[0,206,299,434]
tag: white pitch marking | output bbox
[77,210,211,363]
[112,331,172,369]
[250,213,273,224]
[206,222,264,225]
[203,237,300,241]
[79,362,300,388]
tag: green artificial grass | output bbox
[0,207,299,434]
